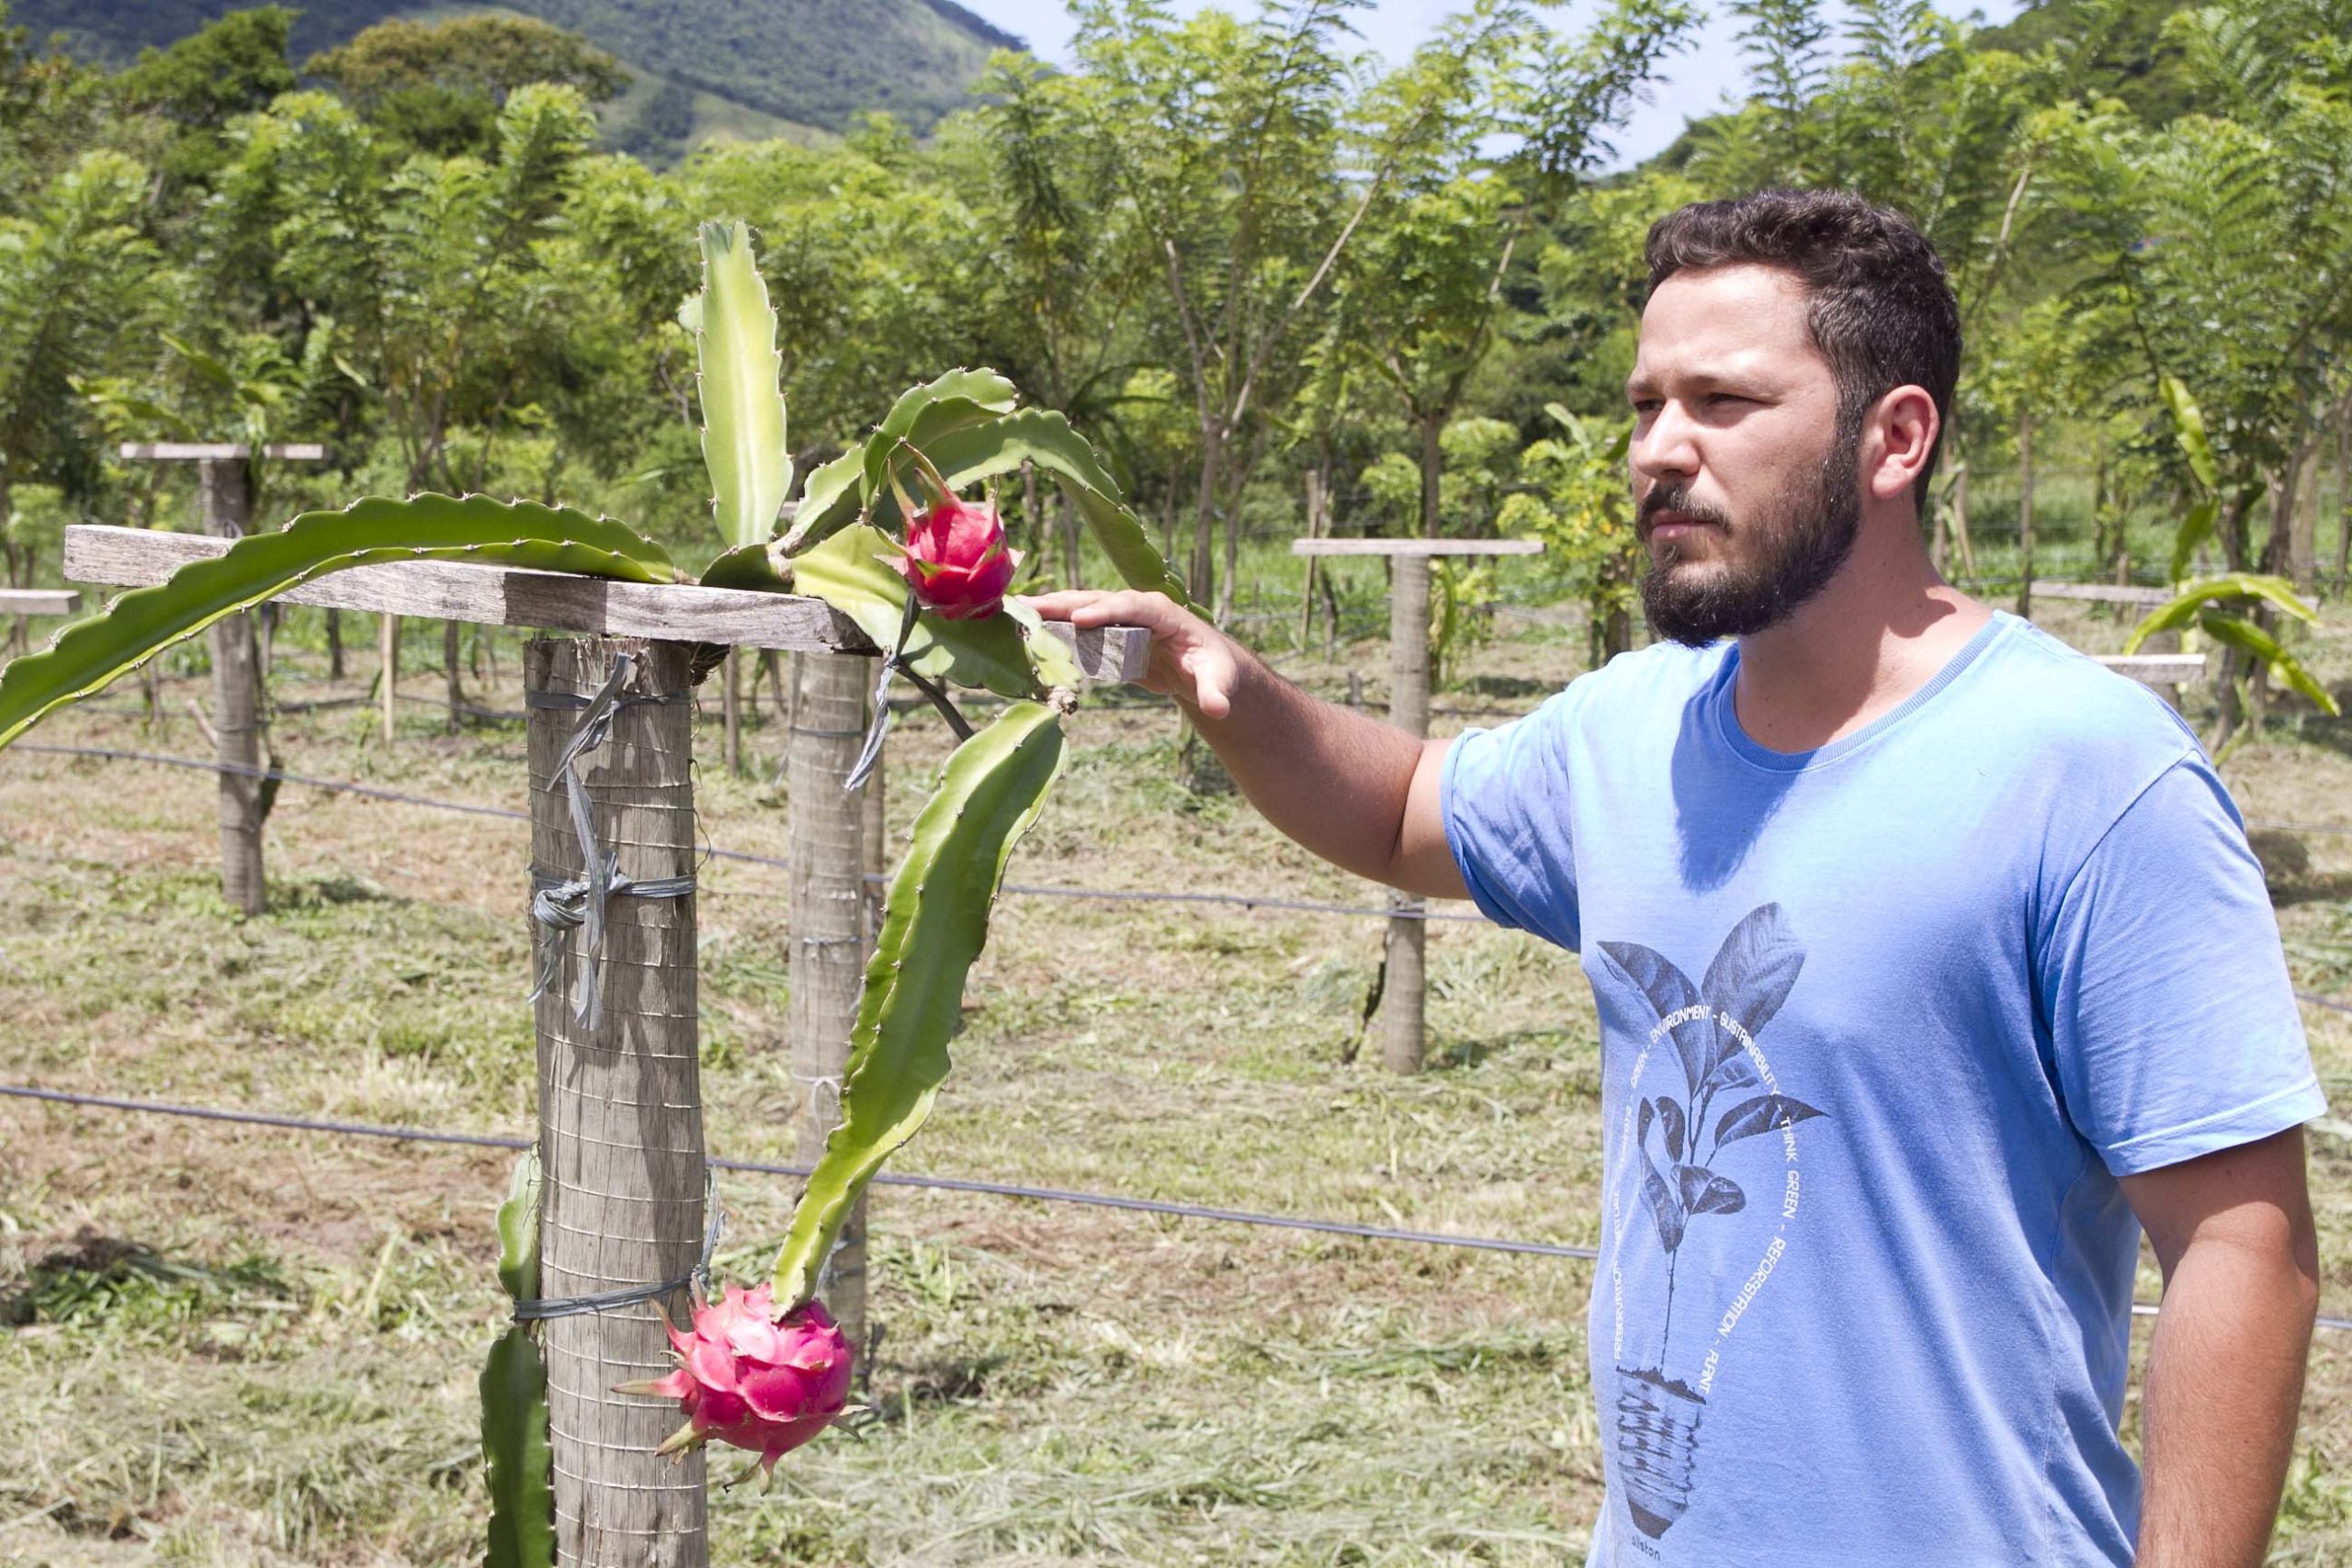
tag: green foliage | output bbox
[772,700,1068,1308]
[0,147,157,506]
[1498,407,1641,667]
[115,6,296,132]
[304,16,627,158]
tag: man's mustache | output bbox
[1636,484,1734,539]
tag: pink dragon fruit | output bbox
[617,1282,853,1473]
[893,491,1019,620]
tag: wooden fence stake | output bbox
[380,613,398,743]
[196,457,266,916]
[1382,552,1431,1075]
[527,636,708,1568]
[723,649,742,776]
[788,651,871,1360]
[1292,536,1544,1075]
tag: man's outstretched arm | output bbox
[1024,590,1469,900]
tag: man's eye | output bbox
[1706,393,1751,408]
[1631,399,1662,415]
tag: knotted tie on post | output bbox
[511,1168,726,1323]
[526,653,694,1029]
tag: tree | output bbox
[1070,0,1368,620]
[1340,0,1690,545]
[305,16,627,157]
[0,150,158,525]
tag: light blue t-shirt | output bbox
[1440,612,2324,1567]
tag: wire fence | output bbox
[7,1080,2344,1331]
[15,741,2351,963]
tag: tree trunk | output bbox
[1191,423,1223,620]
[326,609,345,680]
[2012,413,2035,620]
[788,651,871,1360]
[1419,412,1445,541]
[1949,455,1975,579]
[2335,410,2352,598]
[2289,433,2323,592]
[525,637,708,1568]
[1059,491,1081,592]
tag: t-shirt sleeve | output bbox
[2037,753,2325,1177]
[1439,694,1581,951]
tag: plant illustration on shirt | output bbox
[1596,902,1826,1543]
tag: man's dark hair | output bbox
[1645,190,1962,512]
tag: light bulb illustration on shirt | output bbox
[1597,903,1826,1542]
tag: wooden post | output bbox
[789,651,871,1358]
[1383,552,1431,1076]
[722,649,742,777]
[860,702,888,953]
[198,457,266,916]
[2013,412,2035,621]
[1291,536,1543,1075]
[1298,471,1326,651]
[527,637,707,1568]
[380,613,398,743]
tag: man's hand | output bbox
[1023,590,1242,716]
[2121,1126,2322,1567]
[1021,591,1469,900]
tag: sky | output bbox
[962,1,2025,169]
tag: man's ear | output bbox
[1866,386,1939,502]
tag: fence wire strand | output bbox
[6,1081,2345,1330]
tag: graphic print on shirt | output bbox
[1594,903,1826,1549]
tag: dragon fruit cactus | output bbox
[617,1282,854,1473]
[887,449,1020,620]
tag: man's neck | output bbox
[1729,519,1992,754]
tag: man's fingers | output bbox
[1018,589,1174,630]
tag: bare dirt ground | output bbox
[2,576,2348,1564]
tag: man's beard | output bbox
[1636,414,1863,649]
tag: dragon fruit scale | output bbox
[616,1282,854,1473]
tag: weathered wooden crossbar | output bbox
[0,588,79,615]
[2097,652,2207,686]
[2029,580,2173,607]
[118,442,329,461]
[1291,536,1545,557]
[62,525,1150,680]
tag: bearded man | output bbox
[1029,188,2324,1566]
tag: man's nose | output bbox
[1630,402,1701,485]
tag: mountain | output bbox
[8,0,1031,143]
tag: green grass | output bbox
[2,587,2350,1562]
